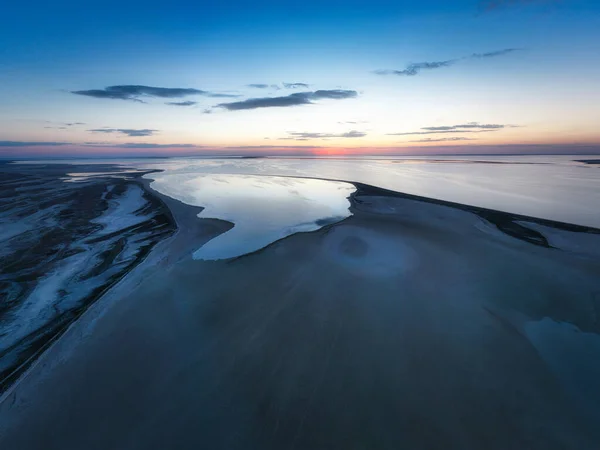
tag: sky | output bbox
[1,0,600,157]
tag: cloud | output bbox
[422,122,506,131]
[388,130,496,136]
[281,130,367,140]
[207,93,242,98]
[72,85,238,102]
[44,121,86,129]
[246,83,310,90]
[311,90,359,100]
[109,143,197,148]
[0,141,70,147]
[82,142,201,148]
[283,82,310,89]
[375,60,456,76]
[471,48,520,58]
[225,145,324,149]
[388,122,510,135]
[338,120,368,125]
[88,128,158,137]
[165,101,197,106]
[217,89,358,111]
[246,83,280,90]
[375,49,519,76]
[408,137,477,143]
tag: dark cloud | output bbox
[282,130,367,140]
[217,90,358,111]
[375,49,519,76]
[88,128,158,137]
[72,85,237,102]
[220,93,310,110]
[283,82,310,89]
[0,141,71,147]
[44,126,68,130]
[408,137,477,143]
[311,90,358,100]
[388,122,509,135]
[165,101,197,106]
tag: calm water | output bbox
[148,172,354,260]
[135,155,600,228]
[16,155,600,259]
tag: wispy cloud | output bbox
[44,121,86,129]
[88,128,158,137]
[408,137,477,143]
[388,130,496,136]
[247,83,280,90]
[246,82,309,89]
[72,85,239,102]
[280,130,367,140]
[207,93,243,98]
[82,142,201,148]
[102,143,197,148]
[165,101,197,106]
[422,123,506,131]
[0,141,70,147]
[388,122,511,135]
[217,90,358,111]
[471,48,520,58]
[375,60,456,76]
[375,48,520,76]
[338,120,369,125]
[283,82,310,89]
[225,145,324,149]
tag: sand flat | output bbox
[0,166,599,449]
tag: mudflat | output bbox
[1,164,599,449]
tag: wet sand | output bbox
[1,165,600,449]
[0,163,177,391]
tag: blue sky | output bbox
[1,0,600,156]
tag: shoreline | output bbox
[1,163,600,449]
[0,164,178,393]
[2,164,600,395]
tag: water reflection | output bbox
[146,173,355,260]
[137,156,600,228]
